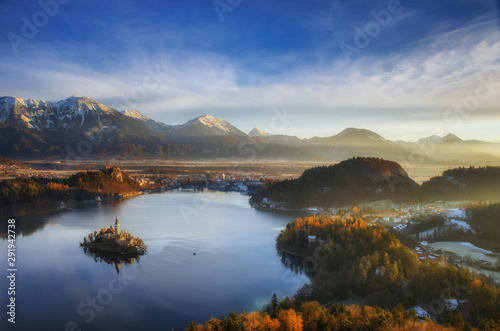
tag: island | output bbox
[80,217,147,254]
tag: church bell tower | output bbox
[115,216,120,236]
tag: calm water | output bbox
[0,191,309,331]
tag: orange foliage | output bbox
[260,314,280,331]
[45,182,70,191]
[277,309,303,331]
[471,279,482,288]
[242,312,262,331]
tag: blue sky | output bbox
[0,0,499,141]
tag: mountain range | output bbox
[0,95,499,164]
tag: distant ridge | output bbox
[0,95,499,162]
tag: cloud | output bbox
[0,10,498,141]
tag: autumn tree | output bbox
[277,309,302,331]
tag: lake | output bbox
[0,190,309,331]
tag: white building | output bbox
[445,299,458,310]
[410,306,430,319]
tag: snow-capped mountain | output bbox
[197,115,241,134]
[249,127,270,137]
[120,109,149,122]
[173,115,246,138]
[0,96,116,131]
[0,95,173,158]
[1,94,498,162]
[120,109,176,135]
[119,112,246,138]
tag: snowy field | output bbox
[446,209,466,219]
[429,241,497,264]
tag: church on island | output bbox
[81,217,147,254]
[101,217,137,247]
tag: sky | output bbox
[0,0,499,142]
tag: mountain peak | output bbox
[198,114,214,119]
[336,127,385,142]
[173,114,246,137]
[418,133,464,144]
[191,115,241,133]
[62,95,99,104]
[442,133,463,143]
[194,114,220,124]
[121,109,149,122]
[249,127,270,137]
[0,95,116,130]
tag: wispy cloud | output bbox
[0,1,498,141]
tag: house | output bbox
[308,235,317,243]
[410,306,430,319]
[445,299,458,310]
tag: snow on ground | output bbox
[450,219,472,231]
[460,242,492,254]
[446,208,466,219]
[429,241,496,264]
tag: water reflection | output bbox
[277,250,314,276]
[0,191,310,331]
[0,216,48,239]
[82,246,141,275]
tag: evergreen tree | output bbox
[269,294,279,318]
[226,312,239,331]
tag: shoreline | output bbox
[0,191,145,219]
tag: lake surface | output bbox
[0,190,309,331]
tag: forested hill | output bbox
[251,159,500,208]
[421,166,500,202]
[0,167,140,218]
[64,166,140,195]
[251,157,420,208]
[274,216,500,328]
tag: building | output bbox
[104,227,115,239]
[410,306,430,319]
[445,299,458,310]
[115,216,120,235]
[308,235,317,243]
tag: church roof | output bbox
[105,228,115,234]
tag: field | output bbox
[430,241,495,262]
[430,241,500,283]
